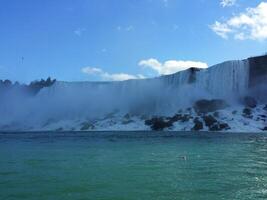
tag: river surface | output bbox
[0,132,267,200]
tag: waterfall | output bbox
[195,60,250,98]
[36,59,250,118]
[0,58,252,128]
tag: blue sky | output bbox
[0,0,266,82]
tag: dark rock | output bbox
[180,114,191,122]
[203,115,217,127]
[188,67,202,84]
[243,96,257,108]
[209,123,230,131]
[80,122,94,131]
[262,127,267,131]
[191,117,203,131]
[194,99,228,114]
[145,117,172,131]
[209,124,220,131]
[219,123,230,130]
[168,114,182,123]
[243,108,252,118]
[264,105,267,111]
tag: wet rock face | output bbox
[188,67,202,84]
[248,55,267,88]
[194,99,228,114]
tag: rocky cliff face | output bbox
[248,55,267,88]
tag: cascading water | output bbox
[195,60,250,98]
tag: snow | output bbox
[13,104,266,132]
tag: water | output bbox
[0,132,267,200]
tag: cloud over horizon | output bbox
[138,59,208,75]
[211,2,267,41]
[81,66,145,81]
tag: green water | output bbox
[0,132,267,200]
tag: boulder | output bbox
[243,108,252,118]
[219,123,230,130]
[194,99,228,114]
[145,117,172,131]
[203,115,217,127]
[191,118,203,131]
[209,123,230,131]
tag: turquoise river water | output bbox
[0,132,267,200]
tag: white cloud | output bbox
[210,21,233,39]
[81,67,103,75]
[81,67,145,81]
[220,0,236,7]
[139,58,208,75]
[74,28,86,36]
[102,73,139,81]
[211,2,267,41]
[116,25,134,32]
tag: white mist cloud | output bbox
[74,28,86,36]
[81,67,103,74]
[220,0,236,7]
[139,58,208,75]
[81,66,145,81]
[117,25,134,32]
[211,2,267,41]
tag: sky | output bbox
[0,0,266,83]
